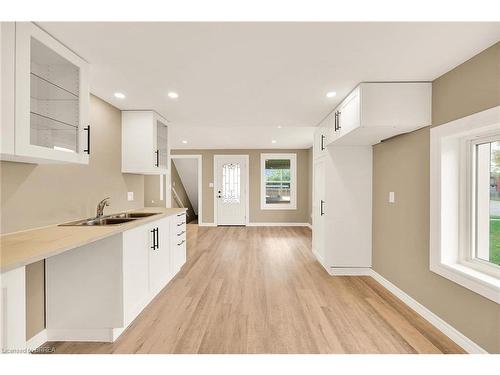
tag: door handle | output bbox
[151,228,156,250]
[320,200,325,216]
[84,125,91,154]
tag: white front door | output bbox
[214,155,248,225]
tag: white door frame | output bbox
[213,154,250,226]
[170,154,203,225]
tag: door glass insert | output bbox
[30,37,80,152]
[222,163,240,203]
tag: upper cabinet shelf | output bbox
[121,111,170,175]
[1,22,90,164]
[317,82,431,149]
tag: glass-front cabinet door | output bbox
[156,118,169,171]
[15,22,89,164]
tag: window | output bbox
[260,153,297,210]
[474,139,500,267]
[430,106,500,304]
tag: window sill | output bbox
[430,261,500,303]
[261,205,297,210]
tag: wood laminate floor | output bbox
[44,225,464,354]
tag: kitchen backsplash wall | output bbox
[0,95,144,234]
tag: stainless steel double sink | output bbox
[59,212,160,226]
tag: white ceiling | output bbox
[38,22,500,149]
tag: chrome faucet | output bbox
[96,197,111,218]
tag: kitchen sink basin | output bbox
[60,217,137,226]
[59,212,161,226]
[109,212,160,219]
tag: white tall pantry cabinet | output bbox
[313,82,431,275]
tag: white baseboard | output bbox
[369,269,488,354]
[26,329,48,351]
[46,328,116,343]
[329,267,372,276]
[247,222,310,227]
[198,222,216,227]
[305,223,312,230]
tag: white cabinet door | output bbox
[336,87,360,139]
[312,157,327,268]
[122,225,150,325]
[0,267,26,352]
[122,111,169,175]
[149,217,172,296]
[10,22,90,164]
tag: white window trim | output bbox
[430,105,500,304]
[260,153,297,210]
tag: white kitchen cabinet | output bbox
[170,212,187,274]
[45,212,186,342]
[148,217,172,297]
[1,22,90,164]
[326,82,431,146]
[122,111,170,175]
[313,112,333,160]
[312,147,372,275]
[0,267,26,352]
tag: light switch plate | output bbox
[209,182,214,188]
[389,191,395,203]
[127,192,134,201]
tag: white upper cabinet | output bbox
[313,111,334,160]
[326,82,431,146]
[121,110,169,175]
[1,22,90,164]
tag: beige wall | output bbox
[170,162,196,222]
[25,260,45,340]
[171,149,311,224]
[1,95,144,339]
[0,95,144,234]
[372,42,500,353]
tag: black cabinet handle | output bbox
[177,230,186,236]
[155,150,159,167]
[84,125,90,154]
[320,134,325,151]
[151,228,156,250]
[177,221,186,226]
[176,213,185,217]
[155,227,159,250]
[177,239,186,246]
[320,200,325,216]
[334,111,342,132]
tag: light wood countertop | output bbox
[0,207,186,273]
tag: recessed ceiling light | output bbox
[182,140,188,144]
[168,92,179,99]
[271,140,277,144]
[114,92,126,99]
[277,125,282,129]
[326,91,337,98]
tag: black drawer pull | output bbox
[177,221,186,226]
[177,239,185,246]
[155,150,159,167]
[176,213,185,217]
[177,230,186,236]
